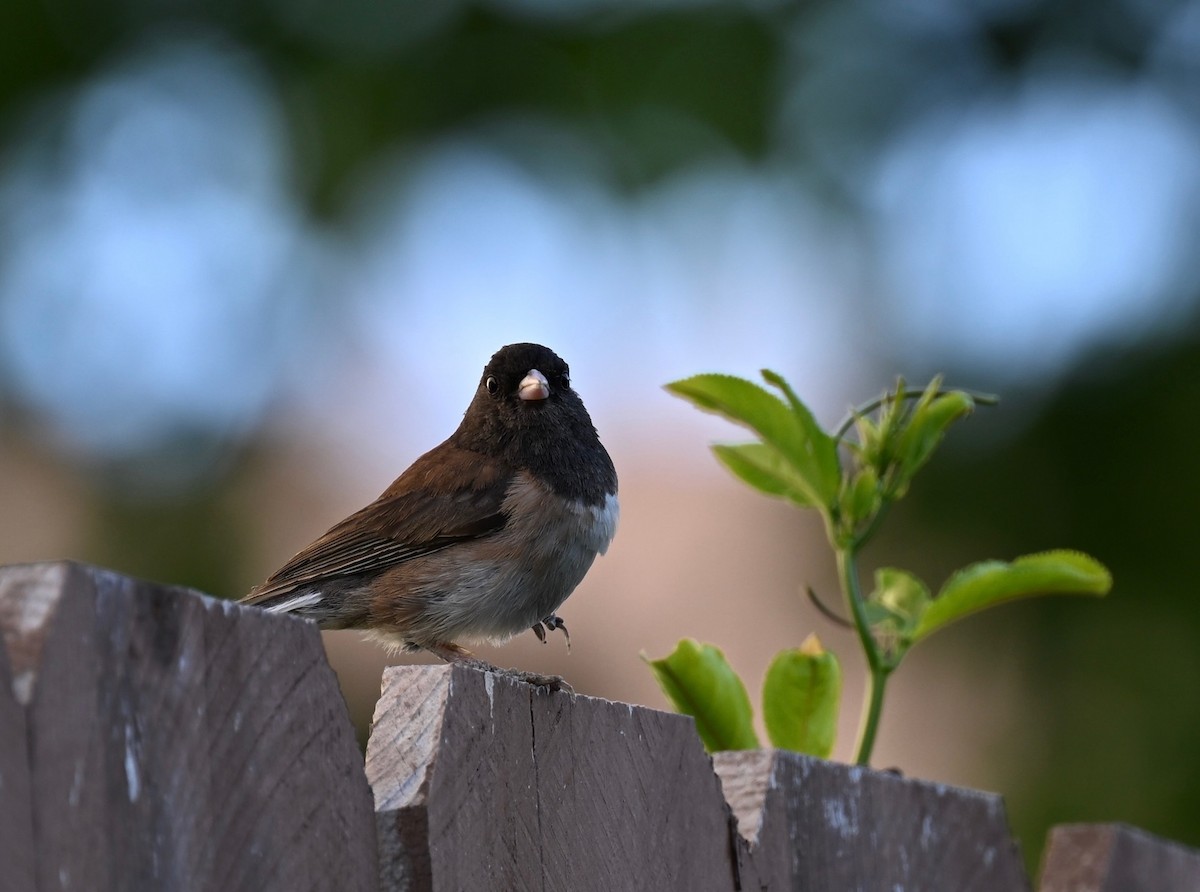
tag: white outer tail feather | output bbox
[265,592,324,614]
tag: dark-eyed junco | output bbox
[243,343,618,689]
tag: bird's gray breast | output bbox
[426,472,618,642]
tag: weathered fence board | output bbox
[1039,823,1200,892]
[0,609,35,892]
[0,561,377,892]
[367,664,742,892]
[714,749,1030,891]
[3,560,1199,892]
[367,664,1030,892]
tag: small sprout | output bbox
[652,372,1111,765]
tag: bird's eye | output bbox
[485,375,499,394]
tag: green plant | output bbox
[645,374,1111,766]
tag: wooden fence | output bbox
[1,561,1197,891]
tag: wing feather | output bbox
[244,444,511,604]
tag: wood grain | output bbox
[369,665,1032,892]
[0,560,377,892]
[5,561,1198,892]
[1039,823,1200,892]
[0,616,35,892]
[714,750,1030,891]
[367,664,741,892]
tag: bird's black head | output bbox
[453,343,616,501]
[479,343,572,406]
[461,343,582,440]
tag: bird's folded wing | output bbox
[244,447,512,604]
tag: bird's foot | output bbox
[532,613,570,652]
[422,641,476,663]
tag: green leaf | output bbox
[912,550,1113,644]
[871,567,931,634]
[666,374,840,509]
[875,377,910,454]
[840,465,881,528]
[712,443,817,507]
[891,381,975,495]
[643,639,760,752]
[852,412,880,457]
[761,369,842,503]
[762,634,841,758]
[866,568,932,664]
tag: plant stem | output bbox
[836,546,889,766]
[853,661,889,766]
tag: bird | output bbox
[242,343,618,690]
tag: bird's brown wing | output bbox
[243,444,512,605]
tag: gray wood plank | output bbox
[367,664,742,892]
[714,749,1031,891]
[367,665,540,892]
[0,603,35,892]
[1039,823,1200,892]
[0,560,378,892]
[530,678,741,892]
[9,560,1200,892]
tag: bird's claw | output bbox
[532,613,570,652]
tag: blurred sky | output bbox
[3,0,1200,868]
[4,7,1199,474]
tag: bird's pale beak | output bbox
[518,369,550,401]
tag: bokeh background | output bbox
[4,0,1200,872]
